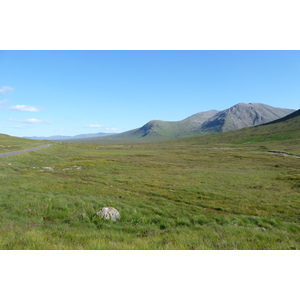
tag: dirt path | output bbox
[268,151,300,159]
[0,144,52,158]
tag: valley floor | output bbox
[0,140,299,249]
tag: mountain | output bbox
[127,110,220,139]
[261,108,300,126]
[23,132,115,141]
[179,108,300,152]
[199,103,295,133]
[90,103,295,143]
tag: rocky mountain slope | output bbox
[99,103,295,142]
[199,103,295,133]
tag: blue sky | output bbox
[1,50,299,137]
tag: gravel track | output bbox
[0,144,52,158]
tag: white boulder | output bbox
[96,207,120,222]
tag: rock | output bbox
[43,167,54,171]
[96,207,120,222]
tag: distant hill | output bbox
[23,132,115,141]
[84,103,295,143]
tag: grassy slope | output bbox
[0,118,299,249]
[0,134,48,153]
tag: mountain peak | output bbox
[200,103,295,133]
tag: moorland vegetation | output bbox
[0,111,299,249]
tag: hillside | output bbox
[74,103,295,144]
[128,110,220,139]
[0,133,46,153]
[261,109,300,125]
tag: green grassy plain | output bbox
[0,117,299,249]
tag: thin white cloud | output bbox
[9,118,53,124]
[0,99,8,105]
[0,86,14,95]
[13,125,29,129]
[85,124,120,131]
[106,128,120,131]
[85,124,105,128]
[9,105,44,112]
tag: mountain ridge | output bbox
[94,103,295,142]
[23,132,115,141]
